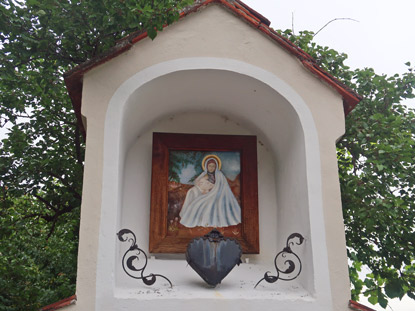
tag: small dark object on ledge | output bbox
[186,229,242,287]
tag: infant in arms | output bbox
[195,166,215,194]
[196,176,214,194]
[179,156,241,228]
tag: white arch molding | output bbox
[94,57,333,310]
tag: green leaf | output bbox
[378,290,388,308]
[368,293,378,305]
[2,1,415,309]
[0,0,192,308]
[147,27,157,40]
[385,279,405,299]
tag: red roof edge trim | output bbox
[255,24,361,114]
[220,0,262,28]
[41,295,76,311]
[234,0,270,26]
[233,2,262,25]
[64,0,220,136]
[64,37,135,138]
[256,25,309,61]
[64,0,361,136]
[302,61,362,115]
[349,300,376,311]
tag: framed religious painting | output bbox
[149,132,259,254]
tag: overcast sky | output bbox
[242,1,415,310]
[2,2,414,308]
[243,0,415,109]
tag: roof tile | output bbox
[349,300,377,311]
[41,295,76,311]
[65,0,361,136]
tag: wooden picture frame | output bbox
[149,132,259,253]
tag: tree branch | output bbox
[33,193,58,212]
[314,18,359,37]
[44,171,82,201]
[47,218,58,239]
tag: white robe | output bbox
[179,166,241,228]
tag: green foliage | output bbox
[0,196,79,310]
[1,0,192,309]
[168,151,204,183]
[280,29,415,308]
[1,0,415,309]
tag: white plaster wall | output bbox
[118,109,297,264]
[118,113,279,265]
[93,65,331,311]
[117,112,279,284]
[110,69,319,310]
[73,3,350,311]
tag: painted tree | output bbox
[1,1,414,309]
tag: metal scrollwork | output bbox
[117,228,172,287]
[254,233,304,288]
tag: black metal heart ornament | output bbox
[186,229,242,287]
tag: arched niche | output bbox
[95,59,332,310]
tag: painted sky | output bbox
[241,1,415,309]
[177,151,240,184]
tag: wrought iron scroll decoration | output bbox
[254,233,304,288]
[117,228,172,287]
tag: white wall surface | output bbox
[73,4,349,310]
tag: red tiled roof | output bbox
[41,295,76,311]
[64,0,362,136]
[349,300,377,311]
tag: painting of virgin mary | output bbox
[150,133,259,253]
[179,155,241,228]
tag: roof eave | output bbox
[41,295,77,311]
[64,0,361,136]
[349,300,376,311]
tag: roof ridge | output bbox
[64,0,361,136]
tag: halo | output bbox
[201,154,222,170]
